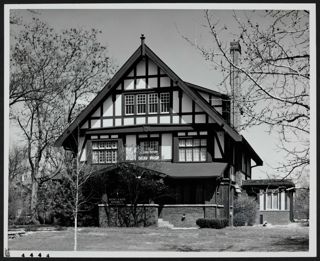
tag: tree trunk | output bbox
[30,180,40,224]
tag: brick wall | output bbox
[258,210,291,225]
[159,205,225,227]
[99,204,158,227]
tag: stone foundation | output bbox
[98,204,158,227]
[99,204,225,227]
[159,204,225,227]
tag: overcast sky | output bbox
[9,7,303,179]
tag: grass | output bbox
[8,224,309,252]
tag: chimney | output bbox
[140,34,146,56]
[230,40,241,131]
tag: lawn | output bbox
[8,224,308,252]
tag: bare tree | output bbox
[9,16,115,223]
[186,10,310,179]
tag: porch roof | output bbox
[155,162,228,179]
[242,179,295,188]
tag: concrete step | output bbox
[157,218,174,229]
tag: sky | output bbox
[9,7,307,179]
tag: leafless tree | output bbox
[9,16,115,223]
[185,10,309,179]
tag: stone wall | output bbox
[159,204,225,227]
[99,204,158,227]
[258,210,291,225]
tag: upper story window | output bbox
[160,93,170,113]
[148,93,158,114]
[138,138,160,160]
[125,95,134,115]
[136,94,146,114]
[92,141,118,164]
[124,92,170,115]
[178,137,207,162]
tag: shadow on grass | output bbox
[272,236,309,251]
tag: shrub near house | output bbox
[233,193,257,226]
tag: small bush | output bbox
[233,193,257,226]
[196,218,228,229]
[233,213,247,226]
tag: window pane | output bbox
[148,93,158,113]
[273,193,278,209]
[92,151,99,163]
[201,139,207,146]
[105,150,112,163]
[179,149,185,161]
[160,93,170,113]
[137,94,146,114]
[179,139,185,147]
[92,142,98,149]
[267,192,272,209]
[99,151,105,163]
[186,148,192,161]
[125,95,134,114]
[200,148,207,161]
[193,148,200,161]
[193,139,200,147]
[112,151,117,163]
[149,141,159,153]
[186,139,193,147]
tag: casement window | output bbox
[160,93,170,113]
[92,141,118,164]
[260,189,289,211]
[125,95,134,115]
[148,93,158,113]
[138,139,160,160]
[178,138,207,162]
[136,94,146,114]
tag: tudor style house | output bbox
[55,35,263,227]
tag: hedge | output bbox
[196,218,228,229]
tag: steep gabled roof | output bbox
[54,40,262,165]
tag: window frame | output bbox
[136,94,147,114]
[137,137,160,161]
[160,92,170,113]
[178,137,207,162]
[125,94,135,115]
[91,139,118,164]
[148,93,159,114]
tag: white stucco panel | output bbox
[148,60,158,75]
[103,96,113,116]
[126,135,136,160]
[115,95,122,116]
[181,93,192,113]
[161,133,172,160]
[136,60,146,76]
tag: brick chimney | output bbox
[140,34,146,56]
[230,41,241,131]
